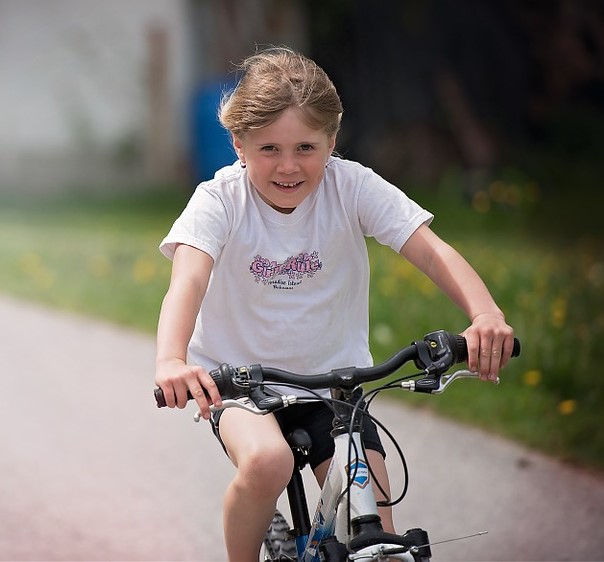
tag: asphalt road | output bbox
[1,295,603,561]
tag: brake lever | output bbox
[401,369,500,394]
[193,394,298,422]
[432,369,500,394]
[193,397,262,422]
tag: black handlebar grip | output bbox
[456,336,521,363]
[154,387,166,408]
[154,387,195,408]
[154,363,239,408]
[450,333,468,363]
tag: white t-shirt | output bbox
[160,156,433,395]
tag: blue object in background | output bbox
[190,79,236,182]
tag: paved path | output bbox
[1,295,603,561]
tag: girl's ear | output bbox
[233,135,243,153]
[233,136,246,164]
[328,134,337,157]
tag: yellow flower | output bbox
[492,264,510,289]
[19,252,55,289]
[419,277,437,297]
[472,191,490,213]
[378,275,397,298]
[19,252,42,274]
[372,323,394,346]
[558,399,577,416]
[132,257,157,284]
[394,259,413,280]
[587,262,604,288]
[489,181,508,203]
[523,369,542,386]
[504,184,523,206]
[550,297,567,329]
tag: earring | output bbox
[240,161,246,169]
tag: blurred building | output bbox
[0,0,307,195]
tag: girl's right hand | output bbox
[155,359,222,419]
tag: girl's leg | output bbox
[313,449,395,533]
[366,449,395,533]
[218,408,294,562]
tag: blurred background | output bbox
[2,0,603,197]
[1,3,604,559]
[1,0,603,470]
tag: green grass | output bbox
[0,192,185,331]
[0,183,602,472]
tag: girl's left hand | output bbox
[462,313,515,381]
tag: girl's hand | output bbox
[462,313,515,381]
[155,358,222,419]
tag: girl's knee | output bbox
[237,441,294,493]
[220,410,293,494]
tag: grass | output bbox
[0,180,602,472]
[0,192,182,332]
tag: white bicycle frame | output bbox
[297,427,416,561]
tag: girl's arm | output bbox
[155,243,222,417]
[400,224,515,380]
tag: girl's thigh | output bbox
[217,407,291,468]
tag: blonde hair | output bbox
[219,47,343,139]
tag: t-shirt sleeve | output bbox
[159,186,229,261]
[357,167,433,252]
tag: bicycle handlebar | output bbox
[154,330,521,409]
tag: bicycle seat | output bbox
[286,428,312,452]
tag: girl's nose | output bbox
[276,154,299,174]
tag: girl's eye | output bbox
[299,144,314,152]
[261,145,276,152]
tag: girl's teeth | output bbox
[276,181,299,187]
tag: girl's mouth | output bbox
[273,180,303,189]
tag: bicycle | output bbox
[155,329,520,561]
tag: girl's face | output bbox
[233,108,336,214]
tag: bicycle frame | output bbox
[282,395,422,562]
[296,431,381,561]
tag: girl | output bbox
[155,47,515,562]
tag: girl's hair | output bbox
[219,47,343,139]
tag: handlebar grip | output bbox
[456,336,521,363]
[154,364,237,408]
[154,387,196,408]
[154,387,167,407]
[450,333,468,363]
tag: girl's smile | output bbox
[233,108,336,213]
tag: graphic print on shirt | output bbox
[249,251,322,290]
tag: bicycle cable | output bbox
[350,372,424,508]
[259,377,419,535]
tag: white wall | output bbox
[0,0,191,193]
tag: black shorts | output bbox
[211,393,386,471]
